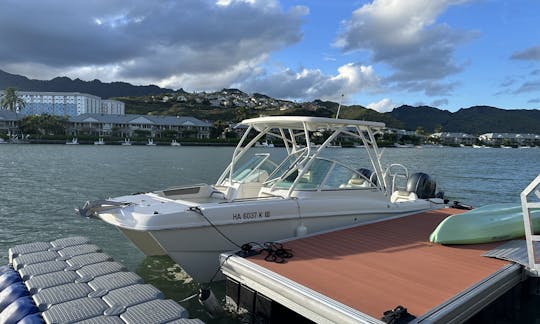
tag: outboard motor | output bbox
[357,168,377,185]
[406,172,436,199]
[357,168,372,179]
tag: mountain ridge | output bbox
[0,69,172,98]
[388,105,540,134]
[1,69,539,134]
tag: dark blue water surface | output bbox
[0,144,538,322]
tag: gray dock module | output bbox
[0,236,204,323]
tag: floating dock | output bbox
[220,208,531,323]
[0,236,203,324]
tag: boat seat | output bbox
[339,178,370,189]
[242,170,269,183]
[390,190,418,203]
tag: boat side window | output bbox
[322,164,370,190]
[295,158,333,190]
[232,154,276,183]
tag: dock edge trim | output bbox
[414,263,523,323]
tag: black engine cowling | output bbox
[406,172,436,199]
[357,168,378,185]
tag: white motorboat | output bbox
[65,138,79,145]
[394,143,414,148]
[121,138,132,146]
[94,138,105,145]
[79,116,445,282]
[171,139,181,146]
[146,138,157,146]
[255,140,274,148]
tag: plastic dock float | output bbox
[220,208,526,323]
[0,236,204,324]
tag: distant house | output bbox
[232,123,249,138]
[68,114,211,139]
[389,128,418,137]
[430,132,476,145]
[0,110,18,135]
[209,99,221,107]
[479,133,540,146]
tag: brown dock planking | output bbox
[247,208,511,320]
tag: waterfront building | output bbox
[68,114,212,139]
[0,110,18,135]
[0,91,125,116]
[101,99,125,115]
[479,133,540,146]
[430,132,476,146]
[1,110,211,139]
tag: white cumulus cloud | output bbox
[239,63,381,102]
[335,0,476,96]
[367,98,396,112]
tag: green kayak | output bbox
[429,203,540,244]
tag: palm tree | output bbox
[1,87,26,112]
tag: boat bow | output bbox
[77,199,132,218]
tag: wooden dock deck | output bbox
[221,208,523,323]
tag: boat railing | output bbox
[520,174,540,276]
[385,163,409,193]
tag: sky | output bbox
[0,0,539,112]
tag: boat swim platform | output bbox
[220,208,528,323]
[0,236,204,324]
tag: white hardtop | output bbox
[241,116,385,132]
[214,115,393,201]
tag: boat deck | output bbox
[222,208,522,323]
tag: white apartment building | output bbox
[0,91,125,116]
[101,99,125,115]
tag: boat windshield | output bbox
[230,153,277,183]
[269,155,376,191]
[264,148,309,185]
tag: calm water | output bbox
[0,144,539,322]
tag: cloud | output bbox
[527,98,540,104]
[334,0,476,96]
[499,77,516,88]
[431,98,449,107]
[239,63,381,101]
[393,80,458,96]
[367,98,396,112]
[514,80,540,94]
[511,45,540,61]
[0,0,306,90]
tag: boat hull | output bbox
[429,203,540,244]
[119,228,167,256]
